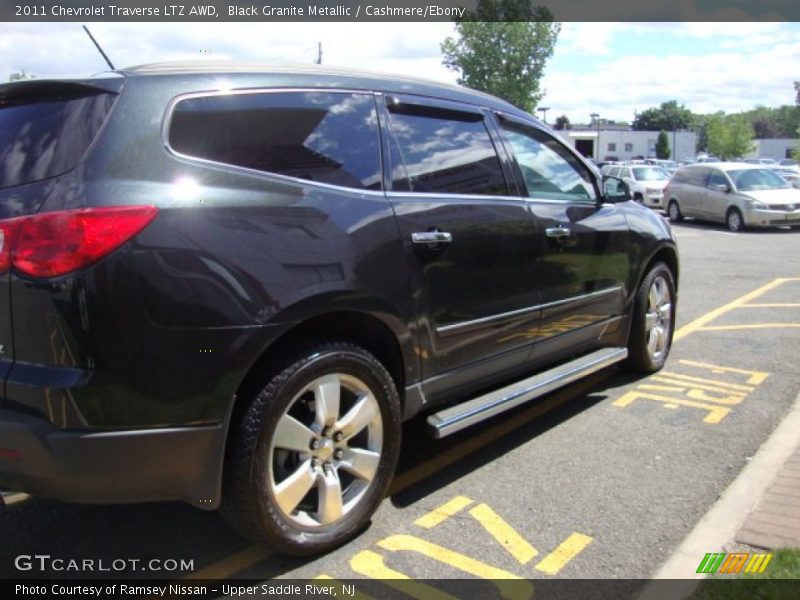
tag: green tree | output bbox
[441,0,560,112]
[655,130,670,159]
[632,100,694,131]
[554,114,571,130]
[706,114,755,159]
[727,116,756,159]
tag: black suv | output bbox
[0,63,677,555]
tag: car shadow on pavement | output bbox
[389,374,618,509]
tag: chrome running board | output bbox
[0,491,31,507]
[427,347,627,438]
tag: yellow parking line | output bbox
[738,303,800,308]
[673,277,798,341]
[677,360,769,385]
[350,550,460,600]
[534,533,593,575]
[657,371,754,391]
[415,495,473,529]
[698,324,800,332]
[181,545,272,580]
[469,503,538,564]
[377,535,533,600]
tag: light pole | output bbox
[537,106,550,124]
[590,112,600,159]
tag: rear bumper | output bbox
[0,409,225,509]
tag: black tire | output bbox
[220,342,401,556]
[726,207,745,232]
[625,262,676,373]
[667,200,683,222]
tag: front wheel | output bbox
[726,208,745,232]
[625,263,676,373]
[220,342,401,556]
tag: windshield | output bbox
[632,167,668,181]
[728,168,791,191]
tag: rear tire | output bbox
[220,342,401,556]
[667,200,683,222]
[625,262,676,373]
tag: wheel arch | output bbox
[639,243,679,296]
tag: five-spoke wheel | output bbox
[626,262,676,373]
[221,343,401,555]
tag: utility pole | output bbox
[316,42,322,65]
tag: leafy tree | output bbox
[441,0,560,112]
[655,130,671,159]
[632,100,694,131]
[554,114,571,130]
[706,114,755,159]
[727,116,757,158]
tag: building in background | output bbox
[558,126,697,162]
[745,139,800,161]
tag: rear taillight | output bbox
[0,205,157,278]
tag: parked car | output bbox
[664,162,800,231]
[0,62,679,555]
[605,165,670,209]
[775,168,800,189]
[778,158,799,168]
[744,158,778,167]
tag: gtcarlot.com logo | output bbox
[14,555,194,573]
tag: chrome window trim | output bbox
[386,191,529,203]
[436,286,623,336]
[161,87,385,196]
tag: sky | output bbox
[1,21,798,125]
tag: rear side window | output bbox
[0,86,116,189]
[386,103,508,196]
[168,91,381,191]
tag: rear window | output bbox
[168,91,381,191]
[0,86,116,189]
[632,167,668,181]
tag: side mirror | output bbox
[710,183,731,193]
[602,176,632,203]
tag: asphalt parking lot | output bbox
[2,217,799,591]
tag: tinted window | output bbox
[0,87,116,189]
[501,120,595,202]
[727,168,790,191]
[386,105,507,195]
[682,167,710,187]
[608,167,620,178]
[632,167,668,181]
[169,92,381,190]
[707,171,728,188]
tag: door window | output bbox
[707,170,728,189]
[386,103,508,196]
[499,119,596,202]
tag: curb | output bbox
[637,388,800,598]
